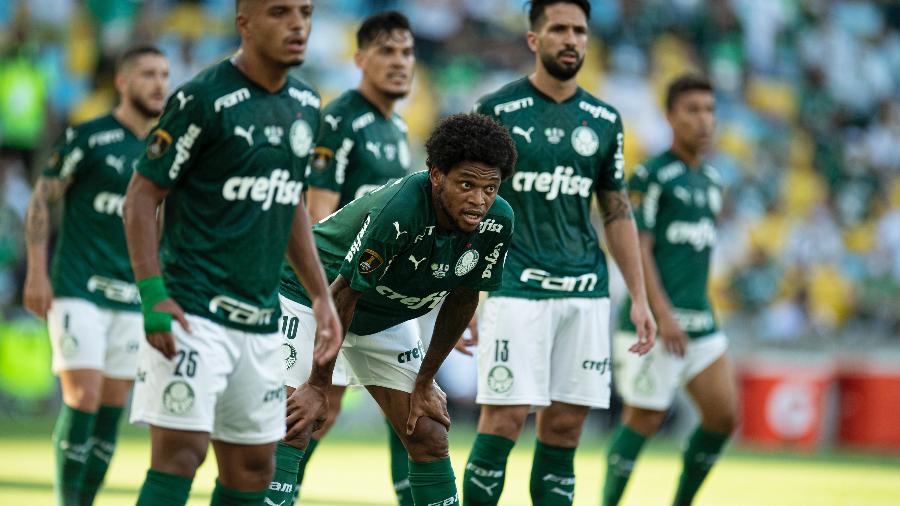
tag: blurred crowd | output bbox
[0,0,898,344]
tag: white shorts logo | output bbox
[571,126,599,157]
[290,119,313,157]
[455,249,480,277]
[282,343,298,370]
[163,380,195,415]
[487,365,514,394]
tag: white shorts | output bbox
[280,295,422,393]
[613,331,728,411]
[129,314,286,445]
[476,297,612,409]
[47,298,142,379]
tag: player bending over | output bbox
[271,113,517,506]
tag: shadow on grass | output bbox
[0,479,393,506]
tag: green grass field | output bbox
[2,418,899,506]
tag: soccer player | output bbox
[275,113,517,506]
[22,45,168,506]
[123,2,341,505]
[603,74,735,506]
[462,1,656,504]
[284,11,417,504]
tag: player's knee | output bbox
[623,406,666,437]
[704,409,737,435]
[158,444,208,478]
[479,406,528,440]
[63,384,102,412]
[405,418,449,461]
[540,415,584,445]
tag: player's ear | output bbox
[354,49,365,69]
[235,12,251,40]
[526,30,539,53]
[113,71,128,96]
[429,166,445,186]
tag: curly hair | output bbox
[425,113,517,180]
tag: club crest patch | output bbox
[454,249,480,277]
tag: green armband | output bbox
[138,276,172,333]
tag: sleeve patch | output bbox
[358,249,385,274]
[146,129,173,160]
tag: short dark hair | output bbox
[357,11,411,50]
[425,113,517,180]
[528,0,590,29]
[666,74,714,111]
[116,45,164,74]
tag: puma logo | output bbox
[366,141,381,158]
[512,126,534,143]
[234,125,255,146]
[469,477,499,497]
[175,91,194,111]
[408,255,425,270]
[393,221,408,240]
[550,487,574,501]
[324,114,342,130]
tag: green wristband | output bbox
[138,276,172,333]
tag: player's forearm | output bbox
[287,204,330,301]
[308,276,358,388]
[604,219,648,303]
[306,187,340,223]
[24,189,51,275]
[123,174,165,280]
[639,234,676,321]
[416,287,479,386]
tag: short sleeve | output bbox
[136,88,209,188]
[628,164,661,232]
[338,201,414,293]
[594,116,626,192]
[306,108,354,193]
[43,127,85,180]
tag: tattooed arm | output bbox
[598,189,656,354]
[24,176,72,318]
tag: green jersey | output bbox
[280,171,514,336]
[619,150,722,338]
[44,114,144,310]
[475,77,626,299]
[307,89,411,207]
[136,59,320,334]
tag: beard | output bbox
[129,95,163,119]
[540,49,584,81]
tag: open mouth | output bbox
[461,211,483,226]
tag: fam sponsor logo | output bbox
[222,168,303,210]
[511,166,593,200]
[578,101,617,123]
[88,129,124,148]
[214,88,250,112]
[494,97,533,115]
[92,192,125,216]
[87,275,140,304]
[169,124,202,179]
[288,87,320,108]
[375,286,448,310]
[520,268,598,292]
[665,218,716,251]
[208,295,274,326]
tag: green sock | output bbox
[136,469,192,506]
[408,458,458,506]
[386,422,414,506]
[462,433,514,506]
[602,425,647,506]
[53,404,97,505]
[292,437,318,503]
[529,441,576,505]
[211,479,265,505]
[673,427,729,506]
[266,442,304,506]
[79,405,124,505]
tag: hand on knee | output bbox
[406,418,450,461]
